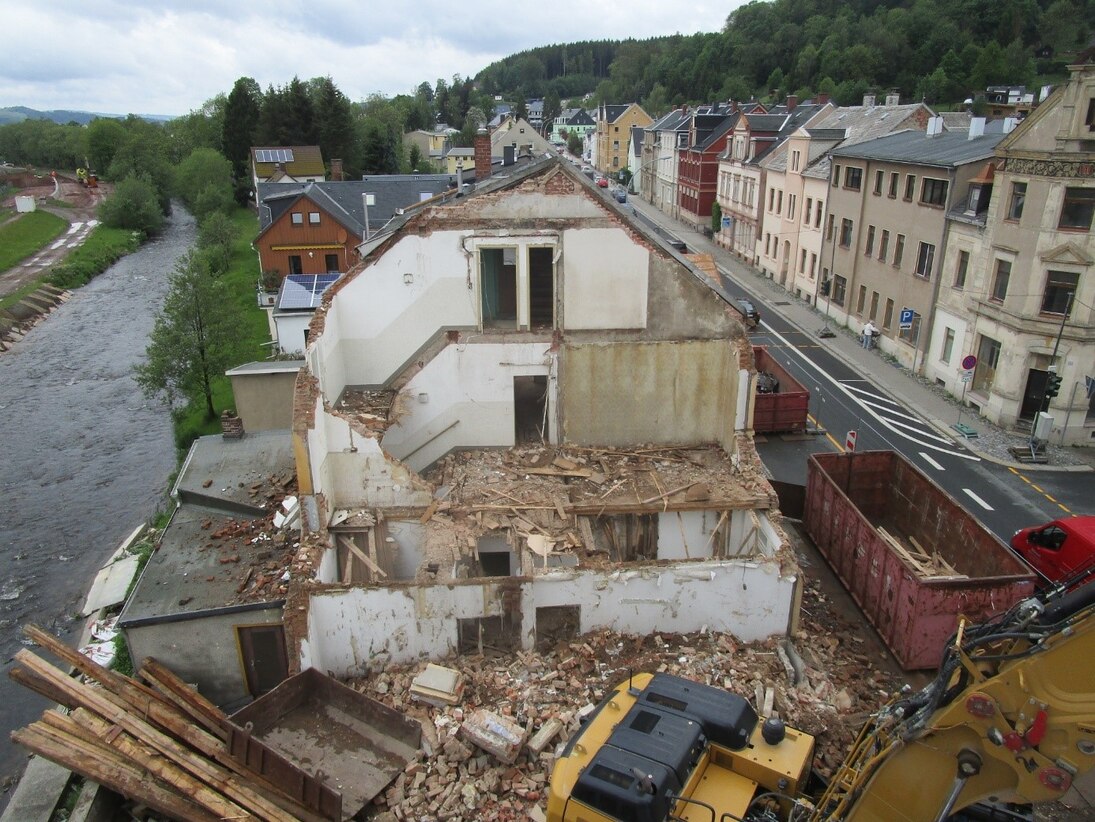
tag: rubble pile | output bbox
[353,571,902,821]
[197,474,300,603]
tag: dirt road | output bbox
[0,170,109,299]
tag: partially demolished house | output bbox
[287,156,800,678]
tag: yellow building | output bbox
[595,103,653,175]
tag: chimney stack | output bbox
[330,158,344,181]
[863,93,876,108]
[786,94,798,111]
[817,92,830,106]
[474,128,492,183]
[968,117,986,139]
[885,91,900,106]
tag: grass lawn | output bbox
[0,209,67,270]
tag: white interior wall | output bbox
[562,228,649,329]
[656,510,723,560]
[726,510,778,558]
[387,521,428,580]
[301,560,795,673]
[381,342,552,472]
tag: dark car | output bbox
[614,189,627,203]
[736,299,760,328]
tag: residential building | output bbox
[594,103,653,175]
[445,147,475,174]
[250,146,325,192]
[402,126,459,166]
[491,115,557,160]
[640,108,690,215]
[677,105,739,229]
[748,97,934,300]
[627,125,644,196]
[287,156,801,673]
[938,60,1095,444]
[823,119,1005,370]
[550,108,595,144]
[526,98,545,130]
[254,175,458,282]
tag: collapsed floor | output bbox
[350,559,905,821]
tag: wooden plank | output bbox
[58,710,254,821]
[578,516,597,553]
[139,658,229,742]
[15,719,222,822]
[339,535,386,579]
[418,500,440,523]
[13,650,302,822]
[638,481,699,505]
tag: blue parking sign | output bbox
[899,307,914,329]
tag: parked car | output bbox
[596,177,609,188]
[1010,515,1095,585]
[614,189,627,203]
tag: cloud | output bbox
[0,0,735,115]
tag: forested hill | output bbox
[476,0,1091,110]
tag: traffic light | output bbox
[1045,373,1062,399]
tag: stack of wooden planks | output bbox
[9,625,338,822]
[877,528,967,580]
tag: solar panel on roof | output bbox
[256,148,295,164]
[277,273,339,311]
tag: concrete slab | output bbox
[81,554,140,616]
[0,755,69,822]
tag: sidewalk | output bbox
[625,196,1094,474]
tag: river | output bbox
[0,207,193,804]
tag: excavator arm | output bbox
[817,582,1095,822]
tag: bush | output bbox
[99,174,164,235]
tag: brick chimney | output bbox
[817,92,830,105]
[474,128,492,182]
[221,409,244,439]
[330,158,344,181]
[786,94,798,111]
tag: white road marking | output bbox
[963,489,994,510]
[877,416,956,444]
[843,383,902,406]
[756,320,981,461]
[919,452,945,470]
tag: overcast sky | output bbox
[2,0,737,117]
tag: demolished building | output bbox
[285,155,801,679]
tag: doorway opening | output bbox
[480,247,517,328]
[237,624,289,697]
[528,247,555,327]
[1020,368,1049,421]
[514,375,548,444]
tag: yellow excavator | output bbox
[547,580,1095,821]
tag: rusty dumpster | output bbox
[803,451,1036,669]
[752,346,810,433]
[230,668,422,819]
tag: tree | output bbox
[99,174,164,235]
[174,148,234,218]
[222,77,262,178]
[86,118,127,173]
[567,131,583,156]
[196,211,237,276]
[135,250,239,421]
[711,201,722,235]
[313,77,356,173]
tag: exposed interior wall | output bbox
[124,606,283,707]
[228,368,301,431]
[381,342,553,472]
[726,509,780,558]
[301,560,795,673]
[309,414,431,510]
[562,228,650,329]
[560,339,736,445]
[656,510,725,560]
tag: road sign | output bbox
[960,369,974,383]
[845,430,857,451]
[961,354,977,370]
[899,308,915,330]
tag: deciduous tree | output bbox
[135,249,239,421]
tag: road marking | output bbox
[843,383,903,406]
[963,489,994,511]
[878,416,957,444]
[1045,494,1057,503]
[1031,484,1043,493]
[919,452,945,470]
[757,319,980,461]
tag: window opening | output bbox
[480,247,518,327]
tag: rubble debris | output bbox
[410,663,465,707]
[460,709,529,764]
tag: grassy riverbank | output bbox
[0,210,67,271]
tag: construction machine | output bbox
[547,580,1095,821]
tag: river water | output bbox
[0,207,193,802]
